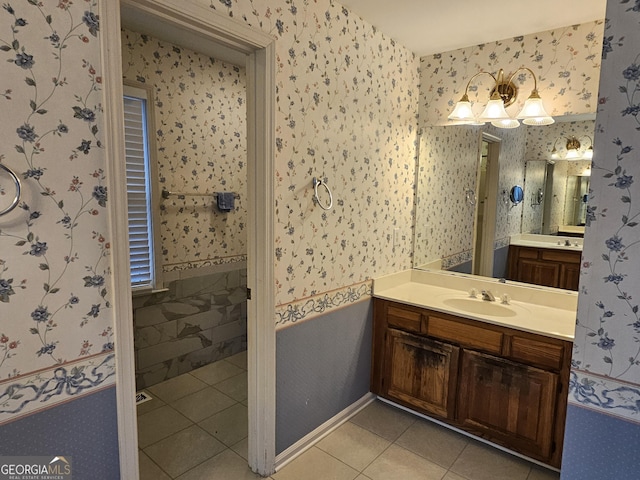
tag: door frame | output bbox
[100,1,276,476]
[473,132,500,277]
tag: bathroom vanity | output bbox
[507,234,583,291]
[371,270,576,468]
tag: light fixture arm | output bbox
[579,135,593,148]
[506,67,540,96]
[457,71,498,102]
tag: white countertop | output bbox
[558,225,585,235]
[374,270,577,341]
[509,234,583,252]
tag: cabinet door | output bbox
[384,329,459,419]
[517,259,560,288]
[560,262,581,291]
[458,350,558,462]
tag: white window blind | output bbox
[123,86,155,288]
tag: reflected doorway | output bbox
[473,133,500,277]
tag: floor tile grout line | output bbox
[138,449,175,480]
[443,438,472,478]
[171,446,246,480]
[192,398,244,426]
[307,445,362,476]
[361,438,396,474]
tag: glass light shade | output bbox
[565,147,582,160]
[516,94,552,120]
[491,119,520,129]
[550,148,560,160]
[583,147,594,160]
[479,98,510,121]
[522,116,555,126]
[448,99,474,122]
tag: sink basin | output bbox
[442,298,518,317]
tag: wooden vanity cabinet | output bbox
[507,245,581,290]
[457,350,558,461]
[384,329,459,419]
[371,298,571,468]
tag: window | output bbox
[123,84,161,291]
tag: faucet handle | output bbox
[501,294,511,305]
[468,288,478,298]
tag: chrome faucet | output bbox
[481,290,496,302]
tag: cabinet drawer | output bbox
[387,304,423,333]
[541,250,581,263]
[516,247,540,259]
[509,335,565,371]
[427,315,502,354]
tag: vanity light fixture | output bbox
[448,67,554,128]
[550,135,594,161]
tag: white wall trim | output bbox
[274,393,376,471]
[246,37,277,478]
[100,3,140,478]
[105,1,277,477]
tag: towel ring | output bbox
[0,163,21,217]
[312,177,333,211]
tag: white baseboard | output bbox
[274,393,376,471]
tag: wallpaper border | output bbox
[568,369,640,425]
[440,237,510,270]
[0,352,115,425]
[162,254,247,273]
[275,281,372,330]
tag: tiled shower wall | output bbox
[133,266,247,390]
[122,28,249,390]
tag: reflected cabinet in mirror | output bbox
[413,119,594,288]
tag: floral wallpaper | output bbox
[419,20,604,127]
[121,28,248,273]
[569,1,640,423]
[0,1,115,420]
[520,160,546,234]
[493,126,527,244]
[414,124,526,269]
[206,0,419,308]
[414,125,479,267]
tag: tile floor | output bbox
[137,354,561,480]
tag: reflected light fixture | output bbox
[550,135,594,161]
[448,67,554,128]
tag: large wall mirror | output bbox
[413,118,594,280]
[413,19,602,285]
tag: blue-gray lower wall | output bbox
[276,299,373,455]
[448,260,472,274]
[561,404,640,479]
[492,245,509,279]
[446,245,509,278]
[0,386,120,479]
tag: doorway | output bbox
[472,133,500,277]
[100,1,276,477]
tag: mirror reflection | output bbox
[414,19,602,290]
[413,118,595,287]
